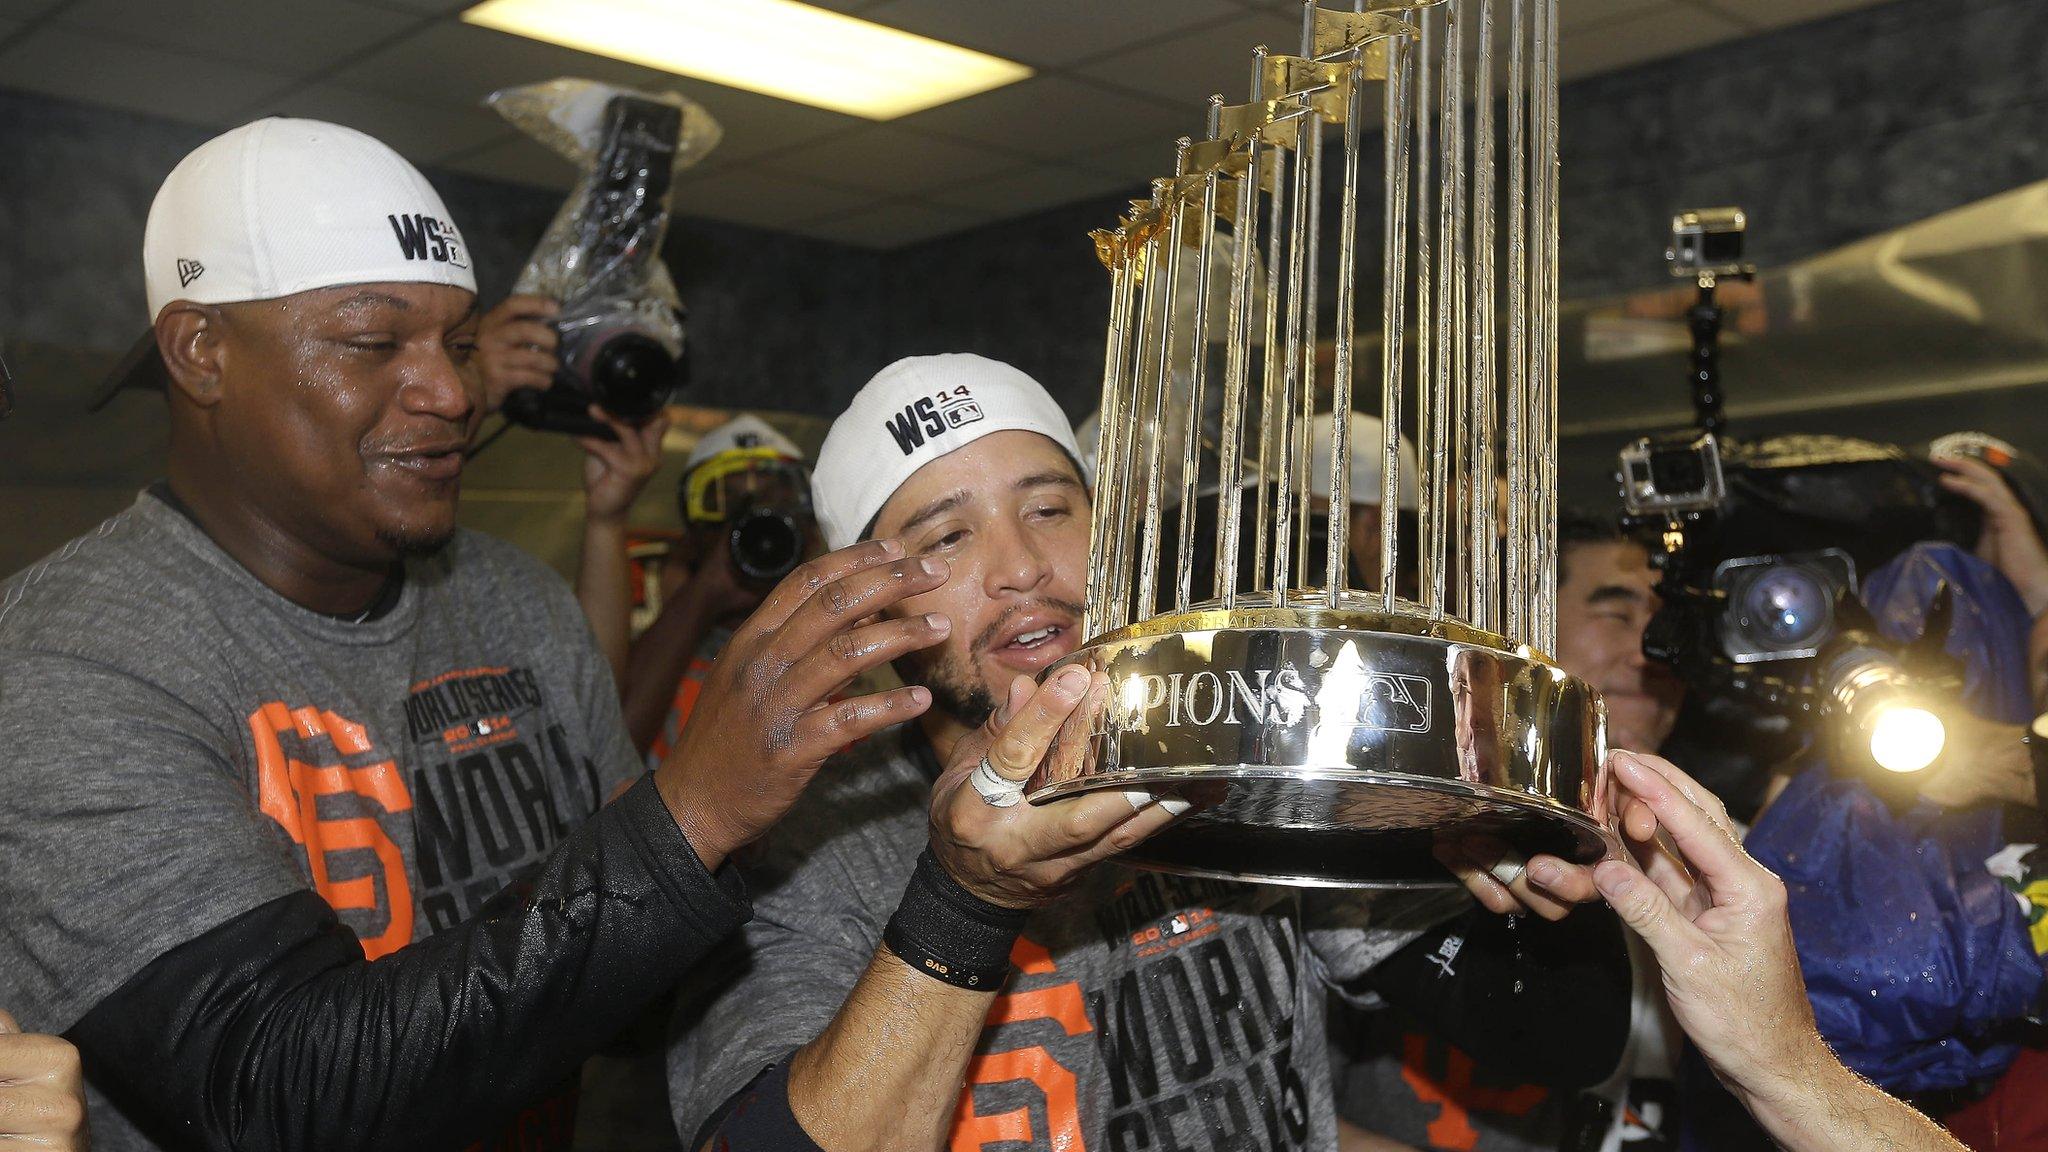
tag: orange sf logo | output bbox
[250,701,415,959]
[949,937,1093,1151]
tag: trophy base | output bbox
[1026,605,1619,889]
[1030,767,1615,888]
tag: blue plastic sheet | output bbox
[1744,543,2043,1095]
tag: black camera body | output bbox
[727,499,807,586]
[503,95,688,439]
[1622,432,1977,676]
[1619,432,1977,797]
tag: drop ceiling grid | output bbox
[0,0,1896,248]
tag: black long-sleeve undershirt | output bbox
[66,775,748,1152]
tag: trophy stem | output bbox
[1085,229,1134,640]
[1504,0,1530,644]
[1381,32,1413,613]
[1135,169,1188,623]
[1469,0,1500,635]
[1174,107,1225,612]
[1326,48,1363,607]
[1214,136,1261,611]
[1412,7,1439,618]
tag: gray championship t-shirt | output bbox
[668,724,1460,1152]
[0,489,642,1150]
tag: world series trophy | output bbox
[1030,0,1619,886]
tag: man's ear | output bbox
[157,303,226,407]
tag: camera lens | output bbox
[1734,565,1833,652]
[587,331,678,420]
[1648,447,1706,499]
[730,509,804,584]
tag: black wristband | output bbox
[882,849,1029,991]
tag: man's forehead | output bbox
[1565,539,1656,588]
[261,281,479,323]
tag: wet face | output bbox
[1555,539,1684,753]
[204,283,481,563]
[871,430,1090,727]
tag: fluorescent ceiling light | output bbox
[462,0,1034,121]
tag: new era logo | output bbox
[176,258,204,287]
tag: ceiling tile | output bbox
[56,0,418,73]
[924,164,1143,217]
[1562,5,1746,79]
[657,84,866,169]
[795,200,985,249]
[859,0,1240,68]
[329,21,863,168]
[251,81,514,164]
[673,166,876,231]
[0,25,299,127]
[328,21,666,108]
[756,124,1025,196]
[1700,0,1887,31]
[897,75,1203,164]
[1073,11,1304,108]
[439,132,578,191]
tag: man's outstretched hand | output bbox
[655,539,951,870]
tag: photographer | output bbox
[474,293,670,686]
[624,415,815,760]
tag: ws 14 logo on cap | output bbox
[884,386,985,456]
[387,213,469,270]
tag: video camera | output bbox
[1615,209,1981,783]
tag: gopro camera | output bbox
[1619,432,1726,516]
[1667,207,1749,280]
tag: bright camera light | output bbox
[1868,705,1945,774]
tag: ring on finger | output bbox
[1487,850,1529,889]
[968,756,1024,808]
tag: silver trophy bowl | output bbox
[1031,602,1618,887]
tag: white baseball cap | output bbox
[685,413,805,471]
[1307,411,1420,512]
[95,117,477,408]
[813,354,1080,550]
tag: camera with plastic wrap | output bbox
[486,80,721,438]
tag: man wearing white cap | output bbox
[0,119,948,1151]
[623,413,815,760]
[669,353,1456,1152]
